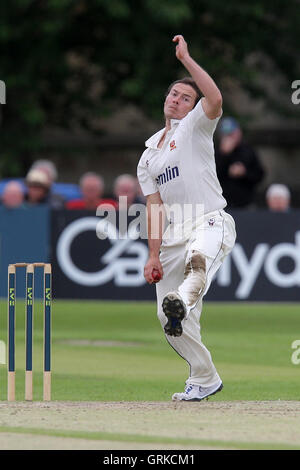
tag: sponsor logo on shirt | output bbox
[156,166,179,186]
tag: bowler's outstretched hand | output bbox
[173,35,189,62]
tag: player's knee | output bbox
[184,250,206,279]
[183,251,206,304]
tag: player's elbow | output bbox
[212,90,222,109]
[204,91,223,119]
[210,90,223,117]
[146,192,163,206]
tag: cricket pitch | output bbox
[0,400,299,450]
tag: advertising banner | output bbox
[0,206,50,298]
[51,210,153,300]
[206,210,300,301]
[51,209,300,302]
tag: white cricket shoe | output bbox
[172,381,223,401]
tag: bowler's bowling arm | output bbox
[173,35,222,119]
[143,192,165,282]
[146,192,165,258]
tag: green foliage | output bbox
[0,0,299,175]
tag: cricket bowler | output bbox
[137,35,236,401]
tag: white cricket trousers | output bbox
[156,209,236,388]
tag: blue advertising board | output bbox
[0,206,49,298]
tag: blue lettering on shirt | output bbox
[156,166,179,186]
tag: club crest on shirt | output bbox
[170,140,176,151]
[208,217,215,226]
[146,160,149,167]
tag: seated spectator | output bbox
[66,172,117,210]
[25,169,65,208]
[30,159,58,184]
[29,159,65,208]
[25,169,52,206]
[113,174,139,210]
[1,181,25,209]
[215,117,265,208]
[266,184,291,212]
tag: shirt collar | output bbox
[145,128,165,149]
[145,120,180,149]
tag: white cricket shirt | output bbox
[137,98,226,218]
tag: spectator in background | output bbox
[25,168,65,208]
[1,181,25,209]
[25,169,52,206]
[266,184,291,212]
[215,117,265,208]
[29,159,65,208]
[30,159,58,184]
[113,174,139,209]
[66,172,117,210]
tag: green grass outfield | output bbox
[0,300,299,402]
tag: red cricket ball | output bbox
[152,268,161,283]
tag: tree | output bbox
[0,0,299,175]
